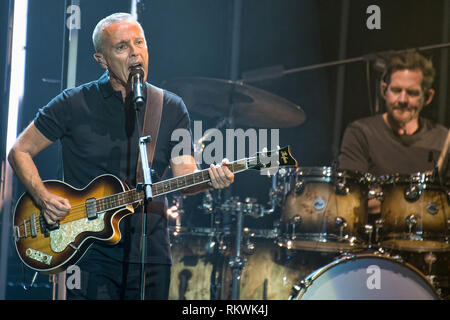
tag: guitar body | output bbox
[13,174,134,274]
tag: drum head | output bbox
[297,254,439,300]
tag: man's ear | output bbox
[380,81,388,99]
[93,53,107,69]
[423,88,435,106]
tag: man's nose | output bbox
[129,44,138,56]
[398,90,408,104]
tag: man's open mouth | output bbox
[129,63,143,70]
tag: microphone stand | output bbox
[133,84,153,301]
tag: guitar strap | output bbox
[135,83,164,184]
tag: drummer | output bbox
[337,51,449,216]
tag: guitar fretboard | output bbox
[95,159,250,212]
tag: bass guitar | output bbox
[13,146,297,274]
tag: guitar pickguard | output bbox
[49,213,106,253]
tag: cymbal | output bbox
[162,77,306,128]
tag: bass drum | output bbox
[388,250,450,300]
[168,227,228,300]
[291,253,440,300]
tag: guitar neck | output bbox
[152,158,249,196]
[96,158,251,212]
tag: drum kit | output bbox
[163,77,449,300]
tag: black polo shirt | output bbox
[34,71,193,264]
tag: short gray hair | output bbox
[92,13,144,53]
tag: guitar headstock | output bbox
[249,146,298,172]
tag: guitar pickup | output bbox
[30,213,37,238]
[85,198,98,220]
[39,214,59,237]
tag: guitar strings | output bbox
[47,159,246,217]
[24,158,254,237]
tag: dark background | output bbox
[1,0,449,299]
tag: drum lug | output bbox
[405,214,418,233]
[290,215,302,240]
[335,181,349,195]
[368,189,384,201]
[294,181,305,195]
[335,217,348,241]
[404,184,423,202]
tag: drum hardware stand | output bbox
[424,252,438,284]
[208,232,226,300]
[275,217,299,249]
[210,254,223,300]
[199,190,214,215]
[203,194,231,300]
[364,224,374,248]
[374,219,384,243]
[229,202,246,300]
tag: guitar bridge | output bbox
[13,213,38,240]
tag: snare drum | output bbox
[291,253,440,300]
[280,167,370,252]
[379,173,450,252]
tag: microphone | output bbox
[129,67,145,110]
